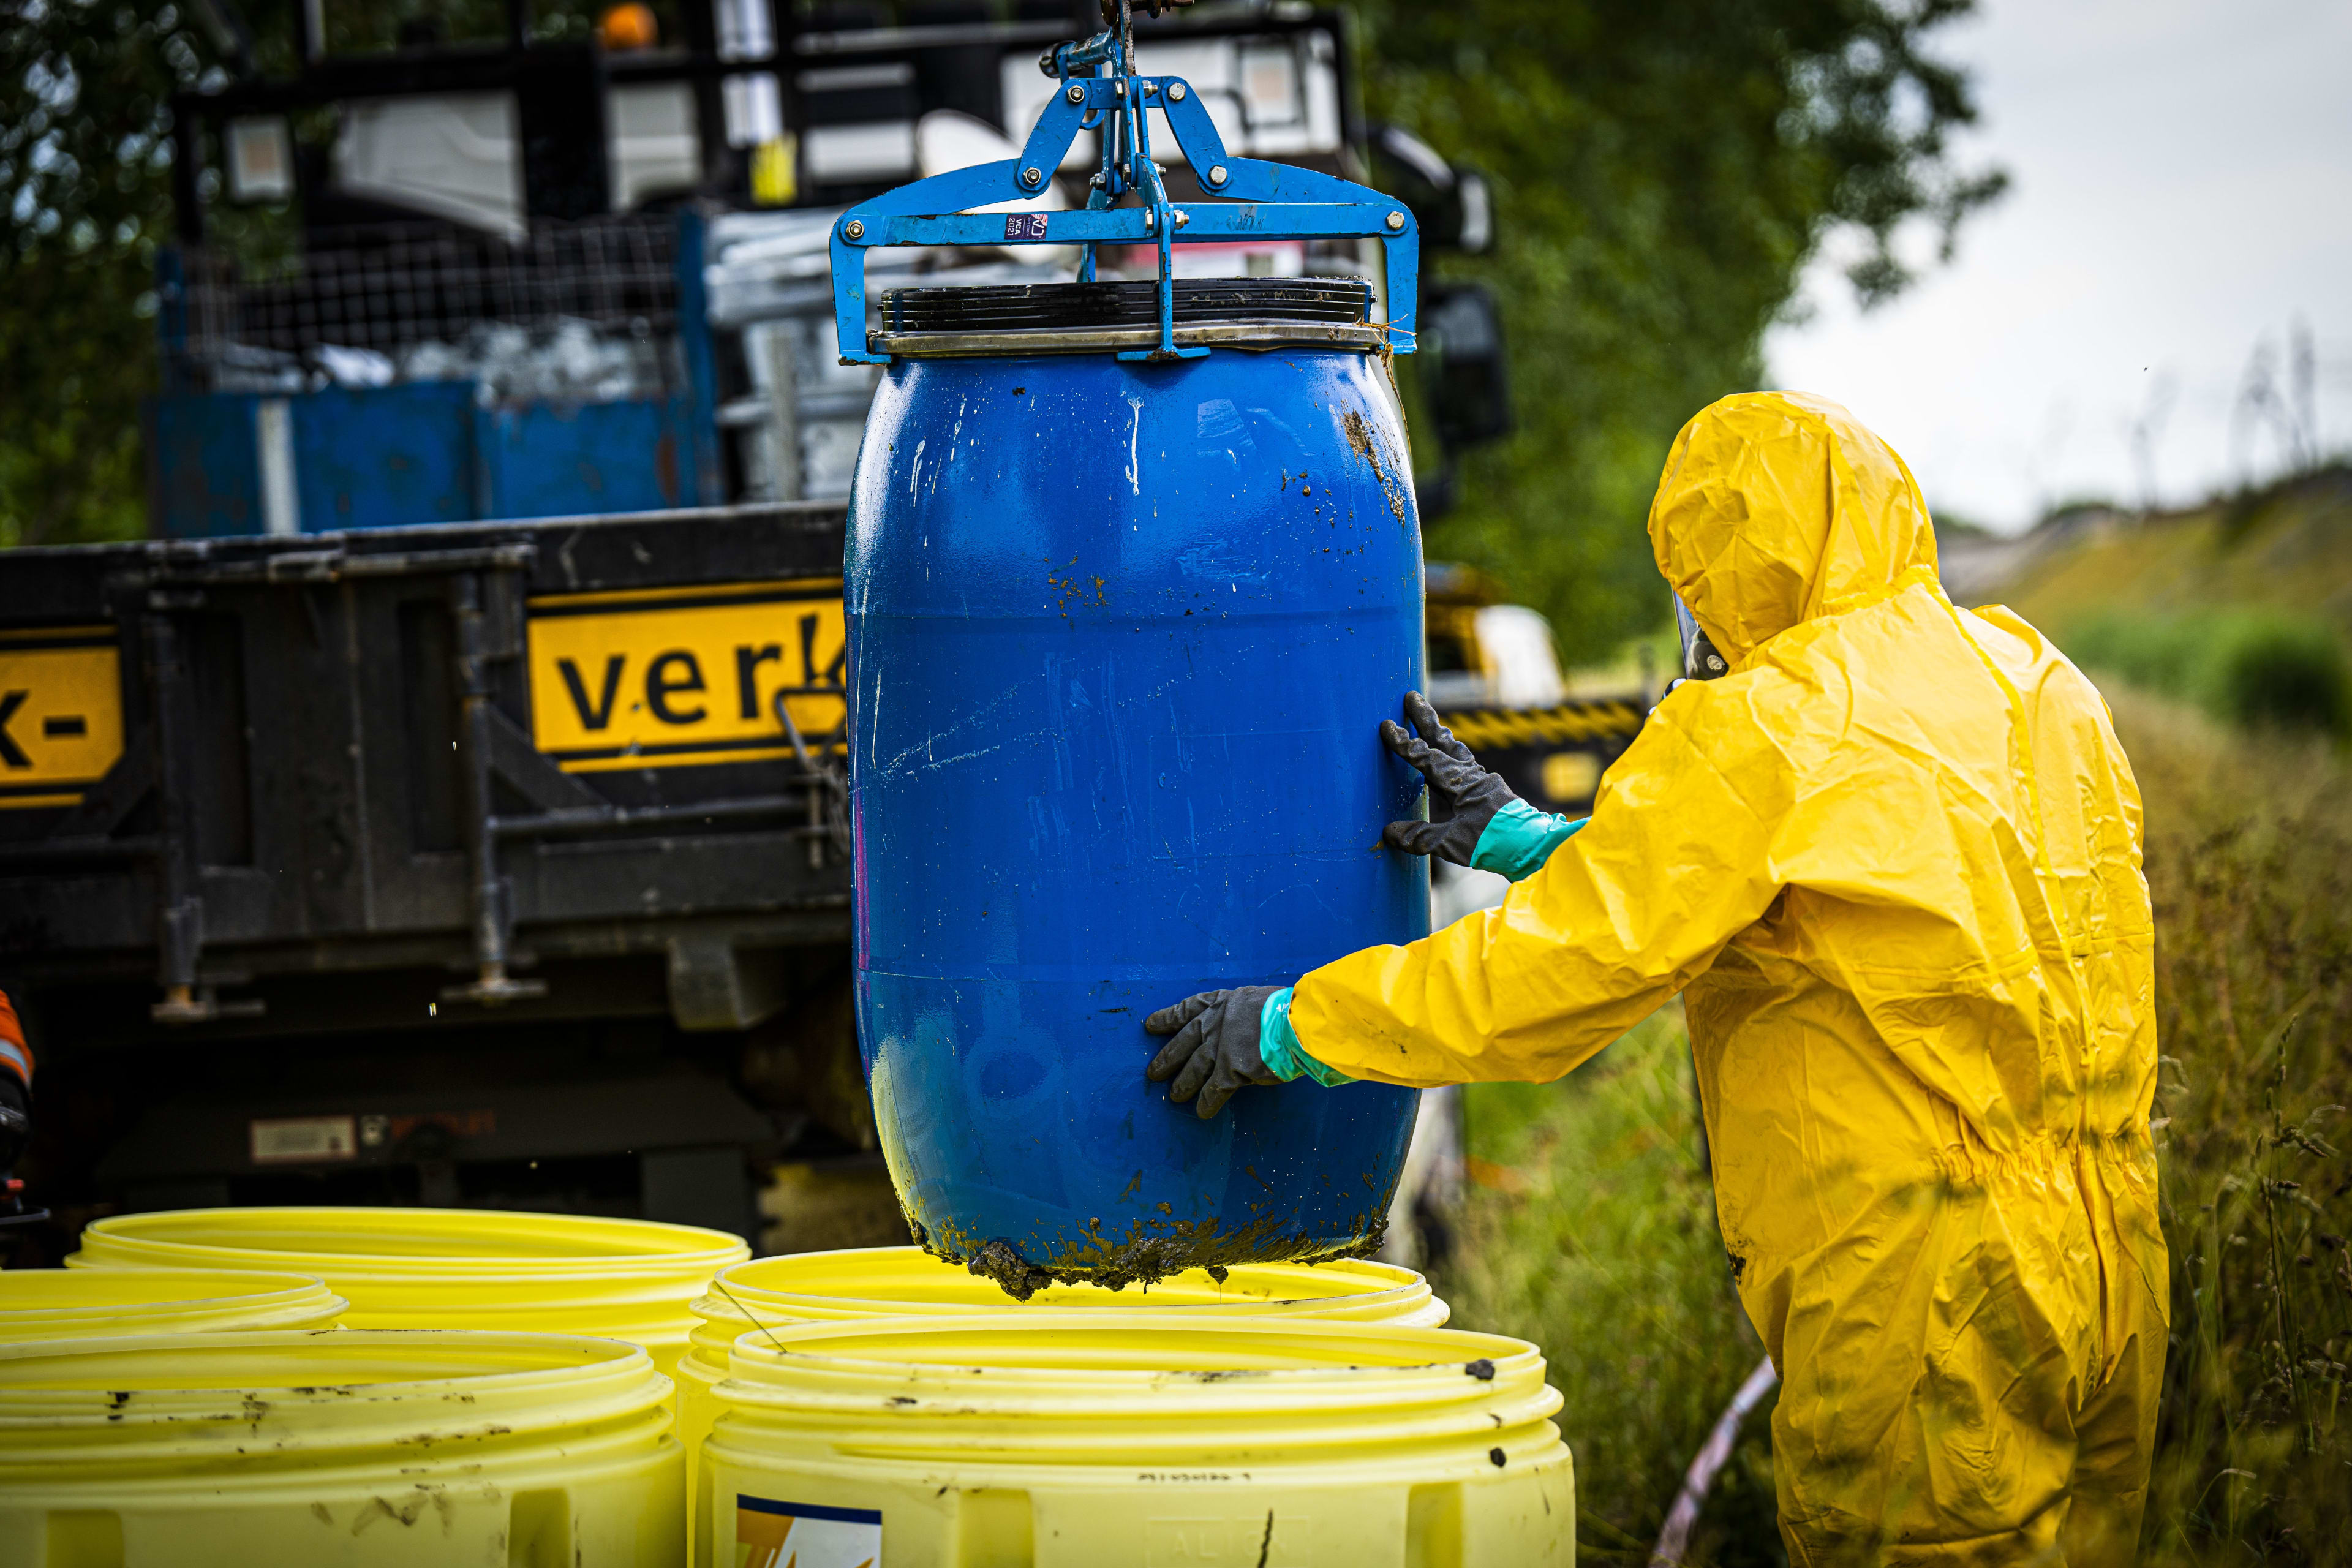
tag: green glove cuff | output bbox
[1470,797,1589,883]
[1260,988,1352,1087]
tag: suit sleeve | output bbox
[0,990,30,1088]
[1471,800,1588,881]
[1290,695,1787,1088]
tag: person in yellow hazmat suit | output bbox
[1144,391,2166,1564]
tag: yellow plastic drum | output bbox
[704,1314,1573,1568]
[676,1247,1449,1562]
[0,1268,345,1342]
[0,1330,681,1568]
[67,1207,748,1373]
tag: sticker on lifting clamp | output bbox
[736,1496,880,1568]
[1004,212,1050,241]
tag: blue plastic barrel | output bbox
[847,280,1428,1289]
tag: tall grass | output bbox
[1446,1010,1779,1564]
[2064,608,2351,740]
[1436,685,2352,1562]
[2120,688,2352,1564]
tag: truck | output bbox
[0,0,1641,1261]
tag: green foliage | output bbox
[1,0,223,548]
[2211,616,2352,737]
[2062,611,2204,700]
[1443,1009,1784,1564]
[0,249,156,547]
[2063,608,2351,739]
[1352,0,2004,662]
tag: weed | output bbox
[2125,688,2352,1564]
[1443,1008,1782,1564]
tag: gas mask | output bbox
[1674,598,1728,681]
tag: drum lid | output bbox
[872,277,1386,358]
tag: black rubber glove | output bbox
[1144,986,1284,1118]
[1379,690,1520,865]
[0,1078,28,1172]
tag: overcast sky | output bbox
[1762,0,2352,534]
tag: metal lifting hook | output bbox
[1065,0,1193,356]
[827,4,1419,367]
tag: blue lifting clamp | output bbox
[827,0,1419,366]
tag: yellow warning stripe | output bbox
[1443,701,1646,749]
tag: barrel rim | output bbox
[693,1248,1431,1321]
[75,1204,751,1267]
[0,1331,674,1462]
[0,1328,659,1400]
[722,1310,1542,1382]
[871,320,1389,358]
[0,1267,333,1314]
[873,276,1384,359]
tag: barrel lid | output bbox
[873,277,1385,359]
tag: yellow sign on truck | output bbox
[0,626,124,810]
[525,579,846,773]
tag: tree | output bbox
[2,0,2000,579]
[1,0,229,549]
[1355,0,2005,662]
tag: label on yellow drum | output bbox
[736,1496,880,1568]
[526,580,846,773]
[0,626,124,810]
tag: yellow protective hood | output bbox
[1648,391,1940,667]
